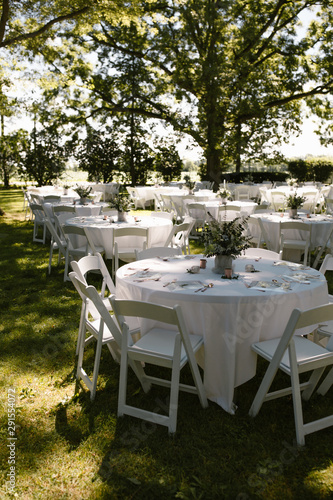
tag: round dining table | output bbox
[65,215,173,259]
[116,253,329,414]
[250,212,333,254]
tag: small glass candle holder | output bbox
[224,268,232,279]
[200,258,207,269]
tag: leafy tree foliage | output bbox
[20,126,67,186]
[47,0,332,186]
[153,139,183,183]
[2,1,333,188]
[74,125,122,183]
[0,128,28,187]
[287,158,333,183]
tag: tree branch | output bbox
[0,5,91,48]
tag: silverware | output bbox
[163,279,177,287]
[201,283,214,292]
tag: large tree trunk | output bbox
[235,122,242,174]
[206,149,222,190]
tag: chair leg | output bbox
[90,337,103,400]
[168,337,182,434]
[289,343,306,446]
[302,367,326,401]
[117,330,130,417]
[317,367,333,396]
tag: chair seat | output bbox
[252,335,333,374]
[130,328,203,365]
[89,318,115,343]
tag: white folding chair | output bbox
[126,187,146,209]
[218,205,241,221]
[247,216,272,250]
[325,197,333,216]
[62,225,105,281]
[68,273,147,401]
[185,203,208,238]
[30,203,47,244]
[135,246,182,260]
[249,304,333,446]
[279,221,311,265]
[45,218,68,274]
[22,188,32,219]
[312,226,333,269]
[271,191,286,212]
[234,186,251,201]
[70,254,140,356]
[112,226,150,279]
[110,297,208,434]
[164,220,194,255]
[313,255,333,343]
[302,191,319,213]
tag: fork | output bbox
[201,283,214,292]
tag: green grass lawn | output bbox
[0,189,332,499]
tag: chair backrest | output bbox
[63,224,99,254]
[218,205,241,221]
[325,197,333,215]
[70,253,115,297]
[186,203,208,221]
[271,191,286,211]
[279,220,311,236]
[30,203,45,222]
[247,216,272,250]
[164,221,192,252]
[161,194,174,211]
[135,246,182,260]
[44,217,67,254]
[53,205,76,215]
[319,253,333,275]
[43,195,61,202]
[112,226,150,250]
[69,272,122,346]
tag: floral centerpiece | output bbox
[62,183,71,195]
[201,216,251,274]
[74,185,92,204]
[184,175,196,194]
[108,193,131,221]
[285,192,306,218]
[217,188,231,203]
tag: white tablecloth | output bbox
[28,186,78,203]
[43,201,108,219]
[65,215,173,259]
[262,186,320,206]
[116,255,328,414]
[250,212,333,252]
[201,200,257,220]
[91,183,119,201]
